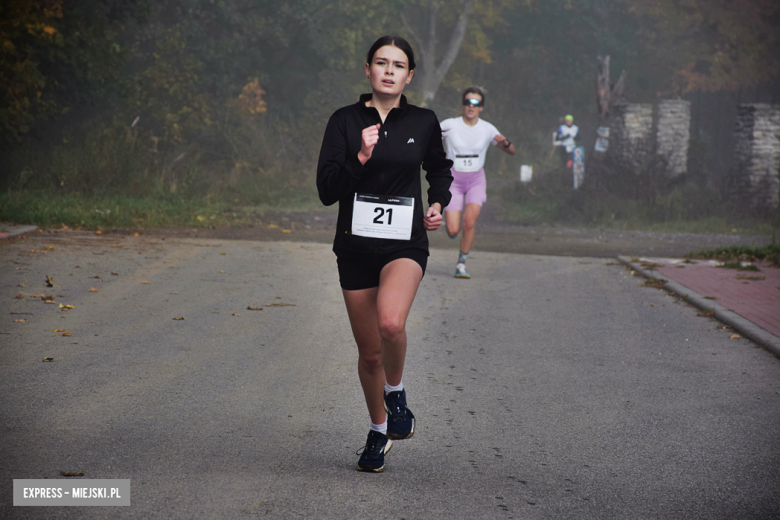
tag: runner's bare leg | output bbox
[445,210,462,237]
[459,202,482,254]
[342,258,422,424]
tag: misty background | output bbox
[2,0,779,231]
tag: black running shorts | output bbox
[337,248,428,291]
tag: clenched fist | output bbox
[358,124,381,165]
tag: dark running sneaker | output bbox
[356,430,393,472]
[384,389,416,440]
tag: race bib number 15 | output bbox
[455,154,479,171]
[352,193,414,240]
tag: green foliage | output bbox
[0,0,148,145]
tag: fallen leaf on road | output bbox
[282,229,292,233]
[53,329,65,332]
[111,272,119,276]
[57,294,66,298]
[697,310,715,318]
[14,294,23,299]
[642,279,666,288]
[62,333,71,336]
[59,471,84,476]
[140,281,151,284]
[41,295,54,301]
[172,317,186,320]
[220,252,227,255]
[46,275,54,287]
[42,357,54,362]
[14,319,26,322]
[247,306,263,311]
[89,288,100,292]
[266,302,297,307]
[58,304,75,310]
[729,334,741,339]
[44,300,57,304]
[18,283,26,287]
[232,313,241,316]
[93,252,105,255]
[42,246,55,250]
[218,270,226,273]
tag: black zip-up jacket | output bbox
[317,94,453,259]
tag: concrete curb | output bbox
[0,224,39,241]
[617,255,780,358]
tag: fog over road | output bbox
[1,233,779,519]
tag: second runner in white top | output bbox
[441,87,515,280]
[440,116,500,173]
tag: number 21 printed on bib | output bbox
[352,193,414,240]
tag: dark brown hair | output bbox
[462,86,486,106]
[366,35,416,71]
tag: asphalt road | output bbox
[1,232,779,519]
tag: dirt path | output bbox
[98,206,772,259]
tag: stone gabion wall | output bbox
[733,104,780,211]
[607,103,654,172]
[656,100,691,177]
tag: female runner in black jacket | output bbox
[317,35,453,472]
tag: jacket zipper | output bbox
[383,129,388,184]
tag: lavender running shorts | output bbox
[444,168,487,212]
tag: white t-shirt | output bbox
[555,124,579,152]
[440,117,500,173]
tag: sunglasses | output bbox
[463,98,483,107]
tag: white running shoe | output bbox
[454,263,471,279]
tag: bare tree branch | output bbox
[411,0,475,104]
[400,12,423,55]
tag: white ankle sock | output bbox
[370,420,387,435]
[384,380,404,394]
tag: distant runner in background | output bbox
[553,114,580,168]
[441,87,515,279]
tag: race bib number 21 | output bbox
[352,193,414,240]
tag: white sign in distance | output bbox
[352,193,414,240]
[520,165,533,183]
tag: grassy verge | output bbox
[493,169,776,236]
[0,191,232,230]
[0,190,331,230]
[686,244,780,266]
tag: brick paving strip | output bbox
[619,255,780,358]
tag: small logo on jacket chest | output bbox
[406,138,415,144]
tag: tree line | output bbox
[2,0,778,204]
